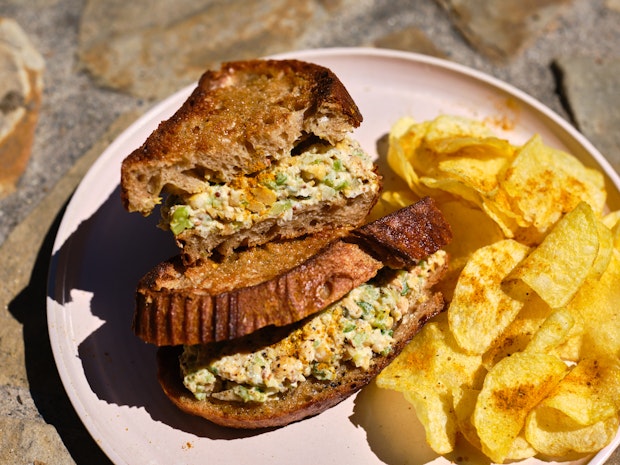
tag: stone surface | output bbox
[0,0,619,463]
[554,55,620,172]
[78,0,320,99]
[434,0,572,60]
[0,17,45,198]
[373,26,447,57]
[606,0,620,11]
[0,112,140,465]
[0,417,74,464]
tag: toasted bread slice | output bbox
[133,198,452,346]
[121,59,364,215]
[134,231,382,346]
[156,256,448,429]
[121,59,381,262]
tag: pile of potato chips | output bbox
[375,115,620,463]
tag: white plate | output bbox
[47,47,620,465]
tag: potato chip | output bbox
[568,250,620,358]
[481,292,552,368]
[433,199,505,302]
[539,356,620,425]
[602,209,620,230]
[496,134,606,235]
[525,406,619,458]
[368,188,420,221]
[604,210,620,250]
[524,307,575,355]
[523,306,585,363]
[376,316,485,454]
[423,114,496,143]
[481,195,522,239]
[505,202,599,309]
[505,434,538,461]
[381,113,620,463]
[547,314,585,363]
[401,390,456,455]
[437,155,506,196]
[428,135,514,160]
[386,118,429,196]
[387,115,515,208]
[472,352,567,463]
[448,239,530,354]
[456,386,539,461]
[419,176,483,206]
[453,387,481,449]
[590,220,614,279]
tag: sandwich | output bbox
[120,59,382,263]
[134,197,452,428]
[121,58,452,429]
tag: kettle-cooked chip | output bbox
[376,316,485,454]
[497,134,606,235]
[566,245,620,359]
[525,406,619,458]
[590,220,614,279]
[472,352,567,463]
[448,239,530,354]
[524,307,575,356]
[379,114,620,463]
[433,199,505,302]
[538,356,620,426]
[481,293,552,368]
[423,114,495,142]
[504,202,599,309]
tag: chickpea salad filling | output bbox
[161,138,379,237]
[180,250,447,403]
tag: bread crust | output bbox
[156,262,448,429]
[353,196,453,268]
[135,238,383,346]
[121,59,363,215]
[133,198,453,346]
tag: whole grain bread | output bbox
[156,261,448,429]
[133,197,452,346]
[121,59,364,215]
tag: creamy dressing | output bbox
[180,250,447,403]
[162,138,378,236]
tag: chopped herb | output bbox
[334,181,349,191]
[356,300,374,317]
[270,200,292,215]
[380,346,393,356]
[170,206,193,235]
[400,279,410,296]
[275,172,287,186]
[343,323,356,333]
[352,333,366,347]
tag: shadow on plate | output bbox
[350,380,493,465]
[48,185,274,441]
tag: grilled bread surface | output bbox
[121,59,364,215]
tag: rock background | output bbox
[0,0,619,463]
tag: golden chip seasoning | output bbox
[375,114,620,463]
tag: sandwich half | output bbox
[121,59,382,263]
[133,198,452,428]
